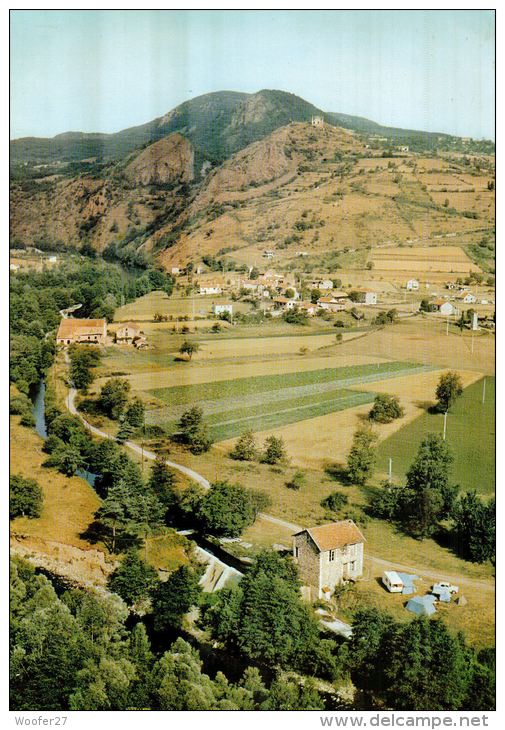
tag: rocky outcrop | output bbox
[124,133,194,186]
[10,533,117,590]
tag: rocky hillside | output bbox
[10,120,495,270]
[124,133,195,186]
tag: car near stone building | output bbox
[293,520,365,601]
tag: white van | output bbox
[382,571,404,593]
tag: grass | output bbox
[148,361,429,407]
[376,377,495,495]
[163,389,376,442]
[10,416,102,550]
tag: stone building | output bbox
[56,318,107,346]
[293,520,365,601]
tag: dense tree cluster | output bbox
[10,261,174,394]
[347,608,494,710]
[10,475,43,519]
[11,557,330,711]
[369,393,405,423]
[177,406,212,454]
[69,345,101,392]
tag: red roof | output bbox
[295,520,365,552]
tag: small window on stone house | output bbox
[329,550,335,562]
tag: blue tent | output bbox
[397,572,420,595]
[406,595,437,616]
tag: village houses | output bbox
[293,520,365,601]
[115,322,143,343]
[353,288,377,305]
[56,318,107,346]
[431,300,455,316]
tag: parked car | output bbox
[433,582,459,594]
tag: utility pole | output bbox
[388,457,392,483]
[446,318,449,336]
[443,411,447,441]
[471,331,474,355]
[482,377,486,405]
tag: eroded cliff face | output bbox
[124,133,195,186]
[11,533,117,590]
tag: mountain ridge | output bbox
[12,88,486,166]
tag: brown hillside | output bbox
[124,133,194,186]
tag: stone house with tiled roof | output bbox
[293,520,365,600]
[56,318,107,346]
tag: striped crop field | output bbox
[146,361,434,442]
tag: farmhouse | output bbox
[199,282,222,296]
[456,291,477,304]
[115,322,143,343]
[317,296,346,313]
[57,318,107,346]
[298,301,317,316]
[432,300,455,316]
[273,296,296,311]
[293,520,365,601]
[354,289,377,305]
[406,279,419,291]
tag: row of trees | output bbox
[230,430,287,464]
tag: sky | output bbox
[10,9,495,140]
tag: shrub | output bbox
[285,471,306,491]
[369,394,405,424]
[321,491,348,512]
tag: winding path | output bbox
[64,355,494,592]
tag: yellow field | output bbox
[10,416,101,550]
[113,290,251,322]
[96,351,386,394]
[370,245,481,273]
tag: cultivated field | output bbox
[369,245,481,273]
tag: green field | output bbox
[163,388,376,442]
[145,360,434,442]
[148,361,432,407]
[376,377,495,495]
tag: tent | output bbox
[432,586,452,602]
[406,595,437,617]
[397,572,420,595]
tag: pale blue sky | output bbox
[10,9,495,140]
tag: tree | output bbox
[403,433,457,537]
[310,288,321,304]
[452,491,495,563]
[199,481,258,537]
[148,453,176,514]
[369,393,405,423]
[98,378,131,420]
[203,551,321,669]
[230,429,257,461]
[177,406,212,454]
[436,371,463,412]
[152,565,203,632]
[261,677,324,710]
[124,398,145,429]
[346,426,378,485]
[10,475,43,519]
[262,435,287,464]
[69,657,136,711]
[152,637,217,710]
[179,340,200,360]
[108,549,159,606]
[116,418,135,444]
[284,288,295,299]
